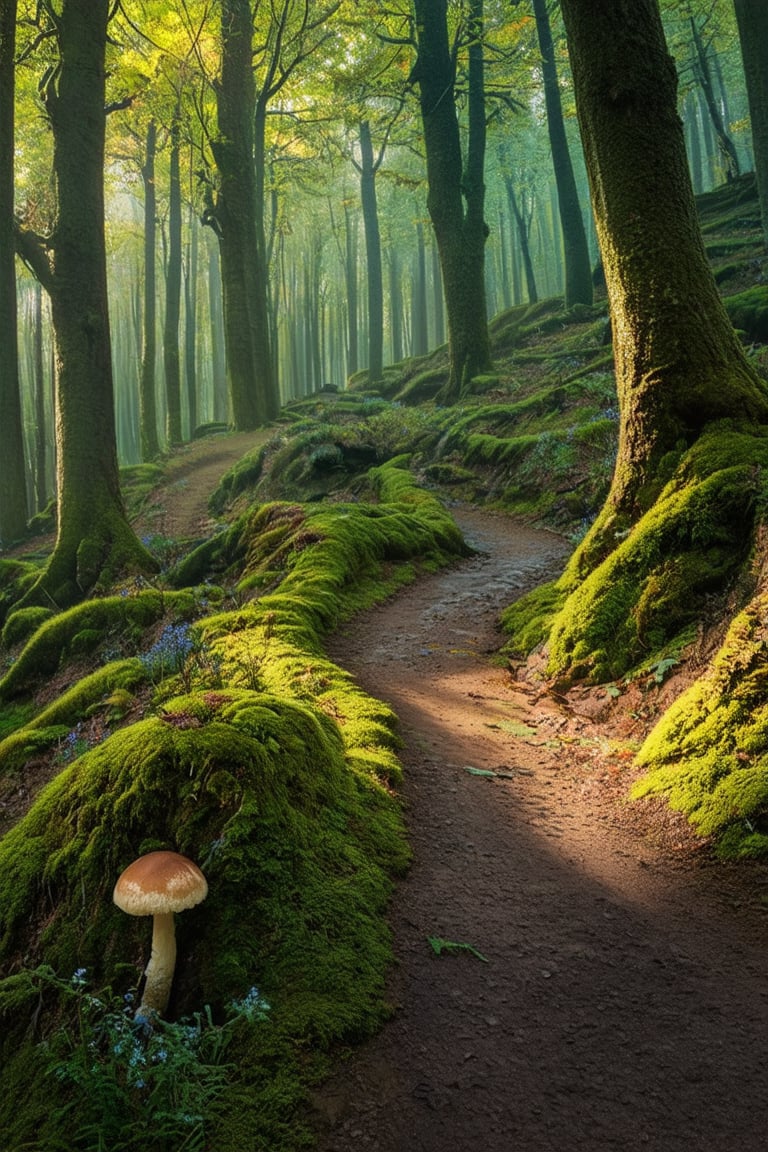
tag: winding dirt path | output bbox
[314,507,768,1152]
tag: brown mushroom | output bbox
[113,850,208,1018]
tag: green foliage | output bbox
[208,445,267,515]
[33,968,268,1152]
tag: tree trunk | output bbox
[206,232,228,422]
[412,0,491,400]
[531,0,593,308]
[562,0,766,530]
[17,0,154,606]
[388,246,404,364]
[689,14,740,182]
[505,177,538,303]
[527,0,768,682]
[164,111,183,445]
[343,202,359,376]
[0,0,28,544]
[184,204,198,436]
[32,283,48,512]
[358,121,384,385]
[412,220,428,357]
[209,0,272,430]
[734,0,768,247]
[140,120,160,460]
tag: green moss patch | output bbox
[0,589,197,700]
[633,579,768,857]
[0,689,408,1149]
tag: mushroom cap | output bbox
[113,850,208,916]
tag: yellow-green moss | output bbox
[0,589,197,700]
[632,581,768,856]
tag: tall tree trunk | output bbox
[531,0,593,308]
[184,204,198,435]
[208,0,272,429]
[389,246,404,364]
[252,95,279,417]
[164,111,183,445]
[0,0,28,544]
[139,120,160,460]
[412,0,491,400]
[684,90,704,195]
[15,0,154,606]
[530,0,768,683]
[344,202,359,376]
[206,232,228,422]
[734,0,768,247]
[689,14,740,182]
[32,283,48,512]
[358,120,384,384]
[431,240,445,345]
[504,177,538,303]
[412,220,428,357]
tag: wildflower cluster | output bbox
[139,623,195,683]
[40,969,271,1152]
[56,723,92,764]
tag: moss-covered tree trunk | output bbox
[531,0,592,309]
[0,0,28,546]
[503,0,768,685]
[15,0,155,607]
[561,0,768,551]
[734,0,768,249]
[412,0,492,401]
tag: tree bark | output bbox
[139,120,160,460]
[184,204,198,435]
[32,283,49,512]
[504,177,538,304]
[559,0,767,537]
[412,0,492,400]
[209,0,273,429]
[358,120,384,384]
[343,202,359,376]
[689,14,740,182]
[734,0,768,247]
[0,0,28,544]
[164,111,183,446]
[17,0,155,605]
[531,0,593,308]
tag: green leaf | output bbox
[427,937,489,963]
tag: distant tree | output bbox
[164,107,183,445]
[0,0,28,544]
[15,0,155,605]
[733,0,768,246]
[355,120,385,385]
[139,119,161,461]
[529,0,592,307]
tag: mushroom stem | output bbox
[137,911,177,1018]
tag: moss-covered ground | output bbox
[1,174,768,1149]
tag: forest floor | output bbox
[148,436,768,1152]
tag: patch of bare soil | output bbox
[314,506,768,1152]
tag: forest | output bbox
[1,0,768,1149]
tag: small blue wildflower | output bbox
[71,967,87,986]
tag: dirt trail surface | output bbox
[314,507,768,1152]
[134,429,268,540]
